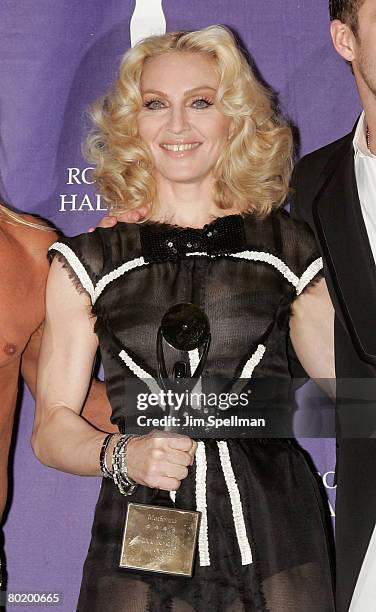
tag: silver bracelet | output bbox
[112,434,138,496]
[99,433,118,479]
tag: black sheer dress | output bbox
[49,210,335,612]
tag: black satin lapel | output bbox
[313,137,376,364]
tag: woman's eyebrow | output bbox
[141,86,217,97]
[141,89,167,96]
[184,86,217,95]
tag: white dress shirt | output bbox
[349,112,376,611]
[353,111,376,263]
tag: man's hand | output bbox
[88,215,117,232]
[88,206,150,232]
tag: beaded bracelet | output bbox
[99,433,117,479]
[112,434,138,496]
[113,435,136,485]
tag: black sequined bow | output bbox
[139,215,246,263]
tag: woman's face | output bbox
[137,51,234,186]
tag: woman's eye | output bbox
[191,98,213,109]
[143,99,165,110]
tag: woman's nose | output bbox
[166,105,190,134]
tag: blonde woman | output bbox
[34,27,335,611]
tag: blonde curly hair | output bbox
[86,25,293,219]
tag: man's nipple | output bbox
[3,343,17,356]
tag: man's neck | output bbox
[366,119,376,155]
[356,82,376,154]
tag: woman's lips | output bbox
[159,142,202,157]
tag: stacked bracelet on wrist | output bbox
[112,434,138,496]
[99,433,138,496]
[99,433,116,479]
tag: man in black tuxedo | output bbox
[291,1,376,609]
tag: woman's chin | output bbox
[157,169,212,185]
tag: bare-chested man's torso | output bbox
[0,208,114,522]
[0,212,54,519]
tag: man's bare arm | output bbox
[0,360,20,520]
[21,323,44,398]
[81,379,118,433]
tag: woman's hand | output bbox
[126,431,197,491]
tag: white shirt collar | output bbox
[353,111,376,159]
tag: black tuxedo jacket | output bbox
[291,126,376,612]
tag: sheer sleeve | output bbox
[276,210,323,299]
[48,230,105,304]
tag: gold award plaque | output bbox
[119,502,201,577]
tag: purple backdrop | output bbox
[0,1,360,610]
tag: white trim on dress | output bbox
[118,349,162,399]
[49,242,95,302]
[49,243,148,305]
[296,257,323,295]
[227,251,299,287]
[196,441,210,566]
[240,344,266,378]
[95,257,148,302]
[217,441,253,565]
[49,243,323,302]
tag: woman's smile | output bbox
[159,141,202,157]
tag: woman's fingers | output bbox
[126,432,197,489]
[166,433,195,452]
[188,439,198,464]
[157,476,182,491]
[160,433,197,467]
[167,448,193,468]
[150,436,193,471]
[160,461,188,481]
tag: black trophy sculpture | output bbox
[157,302,211,391]
[119,303,209,577]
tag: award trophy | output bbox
[119,303,210,577]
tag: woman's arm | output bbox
[290,277,336,381]
[21,321,116,434]
[32,258,105,475]
[33,258,196,487]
